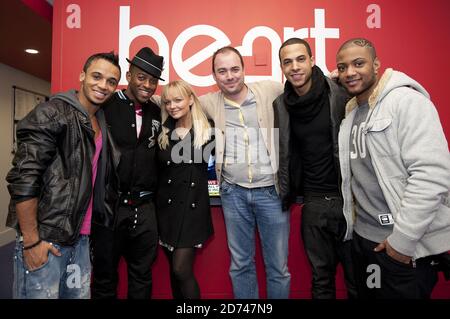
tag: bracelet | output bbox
[23,239,42,251]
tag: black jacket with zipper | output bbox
[6,90,120,245]
[273,77,348,211]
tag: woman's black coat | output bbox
[156,122,214,248]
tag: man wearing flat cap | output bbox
[91,47,164,299]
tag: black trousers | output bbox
[351,231,438,299]
[91,201,158,299]
[301,192,357,299]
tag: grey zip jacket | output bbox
[338,68,450,258]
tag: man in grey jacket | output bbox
[273,38,356,299]
[200,46,291,299]
[336,38,450,298]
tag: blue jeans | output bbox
[220,181,291,299]
[13,235,91,299]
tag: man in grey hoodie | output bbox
[6,52,121,298]
[336,38,450,298]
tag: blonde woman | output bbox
[156,80,214,299]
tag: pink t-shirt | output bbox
[80,131,103,235]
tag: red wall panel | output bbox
[52,0,450,139]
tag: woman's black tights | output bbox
[164,247,200,299]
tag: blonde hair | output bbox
[158,80,210,150]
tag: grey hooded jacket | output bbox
[338,69,450,258]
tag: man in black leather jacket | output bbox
[273,38,356,299]
[6,52,121,299]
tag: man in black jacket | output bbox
[6,52,121,299]
[91,47,163,299]
[273,38,356,298]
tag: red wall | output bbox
[52,0,450,139]
[51,0,450,298]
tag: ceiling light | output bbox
[25,49,39,54]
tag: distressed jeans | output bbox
[220,181,291,299]
[13,235,91,299]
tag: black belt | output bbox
[303,191,341,201]
[119,191,153,206]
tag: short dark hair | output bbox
[212,46,244,73]
[83,51,121,75]
[279,38,312,62]
[337,38,377,60]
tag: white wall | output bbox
[0,63,50,247]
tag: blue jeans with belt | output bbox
[220,181,291,299]
[13,235,91,299]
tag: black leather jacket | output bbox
[273,77,348,210]
[6,92,120,246]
